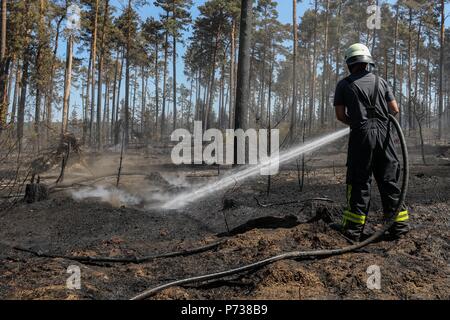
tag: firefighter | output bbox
[333,43,409,242]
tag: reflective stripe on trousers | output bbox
[342,210,366,225]
[343,184,367,226]
[394,210,409,222]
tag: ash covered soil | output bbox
[0,145,449,300]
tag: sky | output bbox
[55,0,449,122]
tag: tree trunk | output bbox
[160,20,169,140]
[320,0,329,127]
[90,0,99,145]
[96,0,109,150]
[399,49,404,126]
[407,8,413,133]
[415,113,426,165]
[103,76,109,142]
[154,42,159,137]
[219,60,226,128]
[0,0,5,59]
[141,65,146,134]
[115,47,124,145]
[333,1,342,130]
[172,27,177,131]
[234,0,253,161]
[47,16,63,143]
[438,0,445,139]
[61,35,73,134]
[17,2,31,148]
[194,70,200,121]
[17,57,29,149]
[10,61,20,125]
[371,0,379,54]
[413,19,422,131]
[425,32,432,128]
[289,0,298,142]
[392,3,399,97]
[5,56,13,120]
[0,0,8,130]
[188,78,193,129]
[131,68,138,136]
[205,32,220,131]
[34,0,47,150]
[111,49,119,142]
[309,0,318,134]
[266,44,275,194]
[229,18,236,129]
[124,0,132,147]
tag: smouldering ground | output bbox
[0,145,449,300]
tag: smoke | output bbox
[69,172,194,209]
[68,129,349,210]
[160,172,190,187]
[71,185,142,207]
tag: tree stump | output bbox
[24,183,49,203]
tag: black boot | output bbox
[329,222,361,242]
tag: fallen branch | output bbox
[254,196,333,208]
[7,239,226,265]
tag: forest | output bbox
[0,0,448,149]
[0,0,449,301]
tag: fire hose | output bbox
[130,114,409,300]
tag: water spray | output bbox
[162,128,350,210]
[131,115,409,300]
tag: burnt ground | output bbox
[0,144,449,300]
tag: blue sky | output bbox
[59,0,449,122]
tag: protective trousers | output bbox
[343,122,409,240]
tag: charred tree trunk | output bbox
[233,0,252,164]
